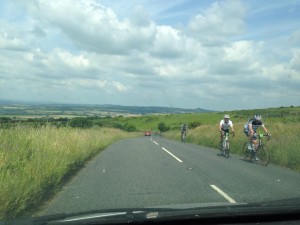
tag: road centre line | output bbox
[210,185,237,203]
[153,141,159,145]
[161,147,183,163]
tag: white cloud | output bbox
[56,51,90,69]
[27,0,157,54]
[155,64,179,77]
[187,0,246,45]
[151,25,182,57]
[224,41,257,62]
[290,48,300,71]
[112,81,129,92]
[0,0,299,110]
[61,79,107,89]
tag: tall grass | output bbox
[0,126,138,219]
[164,122,300,172]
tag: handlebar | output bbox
[220,131,235,137]
[254,133,271,140]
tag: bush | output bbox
[69,117,93,128]
[158,122,170,132]
[124,123,136,132]
[112,122,136,132]
[189,121,202,129]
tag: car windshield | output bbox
[1,0,300,224]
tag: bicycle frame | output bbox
[253,133,270,149]
[181,130,187,143]
[220,132,230,158]
[243,133,271,166]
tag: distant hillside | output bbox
[99,104,212,114]
[0,100,212,117]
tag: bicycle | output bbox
[243,133,271,166]
[181,130,187,143]
[219,132,232,158]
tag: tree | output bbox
[158,122,169,132]
[124,123,136,132]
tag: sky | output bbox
[0,0,299,111]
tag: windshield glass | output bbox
[1,0,300,224]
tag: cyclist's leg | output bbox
[224,131,229,158]
[243,142,250,160]
[248,130,255,150]
[223,130,228,146]
[244,129,251,150]
[219,131,224,149]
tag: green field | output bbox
[0,105,299,219]
[111,105,300,131]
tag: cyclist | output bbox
[181,123,188,141]
[244,115,270,158]
[219,115,235,149]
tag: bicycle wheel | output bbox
[219,140,223,155]
[225,141,230,158]
[243,142,253,161]
[256,144,270,166]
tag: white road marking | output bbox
[153,141,159,145]
[210,185,236,203]
[161,147,183,163]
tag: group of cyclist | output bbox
[219,114,270,160]
[181,114,270,161]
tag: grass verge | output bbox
[0,126,138,219]
[164,122,300,172]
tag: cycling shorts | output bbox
[244,129,258,139]
[221,128,229,133]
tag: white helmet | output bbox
[224,115,230,119]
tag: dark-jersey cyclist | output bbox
[244,115,270,157]
[181,123,187,136]
[219,115,235,148]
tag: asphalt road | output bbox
[38,136,300,216]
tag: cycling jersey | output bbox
[220,119,233,131]
[244,119,265,132]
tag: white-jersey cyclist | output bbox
[219,115,235,148]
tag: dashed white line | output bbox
[151,141,236,204]
[153,141,159,145]
[161,147,183,163]
[210,185,236,203]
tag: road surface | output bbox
[38,136,300,216]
